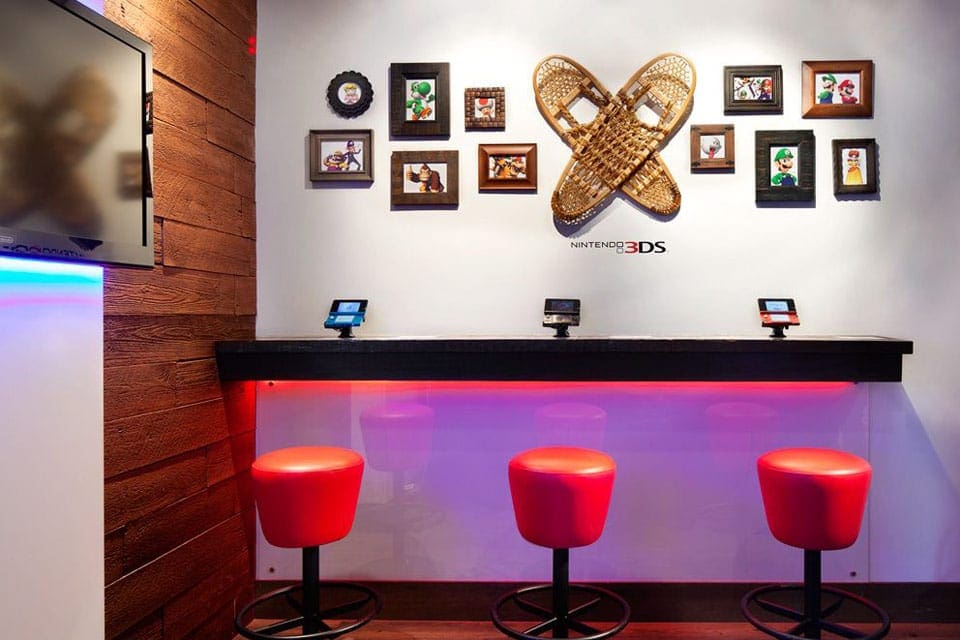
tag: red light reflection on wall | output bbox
[258,379,854,395]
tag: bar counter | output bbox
[215,335,913,382]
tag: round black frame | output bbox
[327,71,373,118]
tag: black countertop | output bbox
[215,336,913,382]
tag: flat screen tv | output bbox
[0,0,154,267]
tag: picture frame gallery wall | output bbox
[255,0,960,583]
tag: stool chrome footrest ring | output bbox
[741,584,891,640]
[491,583,630,640]
[235,581,382,640]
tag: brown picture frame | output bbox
[802,60,874,118]
[755,130,816,202]
[308,129,373,182]
[478,143,537,191]
[390,150,459,207]
[389,62,450,138]
[832,138,878,195]
[465,87,505,130]
[724,65,783,114]
[690,125,735,172]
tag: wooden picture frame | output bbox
[755,130,816,202]
[309,129,373,182]
[390,150,459,206]
[690,124,735,172]
[389,62,450,138]
[802,60,874,118]
[326,70,374,118]
[478,143,537,191]
[832,138,878,195]
[724,65,783,114]
[465,87,505,130]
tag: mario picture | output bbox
[811,71,860,105]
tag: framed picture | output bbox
[118,151,142,198]
[690,124,735,172]
[478,143,537,191]
[724,65,783,114]
[832,138,878,195]
[802,60,874,118]
[755,130,816,202]
[326,70,374,118]
[391,150,459,206]
[390,62,450,138]
[465,87,505,130]
[308,129,373,182]
[144,91,153,134]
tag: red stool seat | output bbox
[758,447,871,551]
[510,446,615,549]
[253,446,364,549]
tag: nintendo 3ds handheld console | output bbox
[324,299,367,338]
[758,298,799,338]
[543,298,580,338]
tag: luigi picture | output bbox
[771,147,798,187]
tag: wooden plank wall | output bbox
[101,1,257,638]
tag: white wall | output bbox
[255,0,960,581]
[0,257,104,638]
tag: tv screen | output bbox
[0,0,154,267]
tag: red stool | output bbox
[235,446,382,639]
[741,447,890,640]
[491,447,630,640]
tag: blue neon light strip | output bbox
[0,256,103,309]
[0,256,103,285]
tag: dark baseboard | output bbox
[253,580,959,622]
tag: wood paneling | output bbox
[154,166,253,238]
[104,315,252,367]
[105,515,248,638]
[104,399,229,478]
[103,0,256,638]
[104,267,249,316]
[161,220,255,275]
[164,550,252,639]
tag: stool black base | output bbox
[491,549,630,640]
[235,546,382,640]
[741,550,890,640]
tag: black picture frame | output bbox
[755,130,816,202]
[832,138,878,195]
[309,129,373,183]
[724,65,783,114]
[326,71,373,118]
[389,62,450,138]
